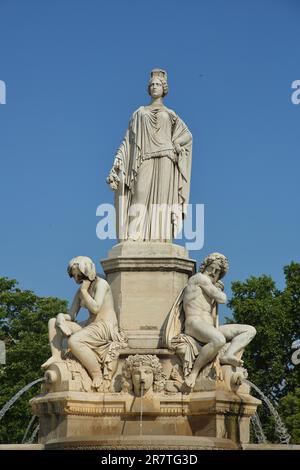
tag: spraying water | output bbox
[28,424,40,444]
[244,379,291,444]
[22,415,37,443]
[0,378,44,421]
[250,412,267,444]
[140,382,144,436]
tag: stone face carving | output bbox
[41,256,127,390]
[121,354,166,396]
[165,364,184,393]
[107,69,193,242]
[164,253,257,389]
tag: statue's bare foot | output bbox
[184,372,197,389]
[41,356,60,370]
[57,322,72,337]
[91,375,103,391]
[220,355,244,368]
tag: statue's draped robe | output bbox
[114,106,192,241]
[72,320,127,379]
[68,320,128,381]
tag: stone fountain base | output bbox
[2,442,300,450]
[43,435,238,450]
[29,243,262,450]
[30,385,259,449]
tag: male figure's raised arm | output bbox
[189,273,227,304]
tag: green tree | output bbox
[279,388,300,444]
[227,262,300,443]
[0,277,66,444]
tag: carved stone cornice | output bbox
[101,256,196,275]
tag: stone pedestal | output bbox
[30,353,260,449]
[101,242,196,349]
[31,387,259,449]
[44,436,238,450]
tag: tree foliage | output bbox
[279,388,300,444]
[228,262,300,443]
[0,277,66,444]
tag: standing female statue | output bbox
[107,69,193,242]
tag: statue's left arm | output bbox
[171,114,192,152]
[174,128,192,149]
[169,112,193,215]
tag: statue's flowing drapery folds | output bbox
[113,105,192,241]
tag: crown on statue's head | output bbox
[150,68,168,83]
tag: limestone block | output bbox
[101,242,196,348]
[30,388,260,446]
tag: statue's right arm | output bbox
[107,129,129,190]
[66,290,81,321]
[111,108,141,172]
[113,149,123,171]
[189,273,227,304]
[113,128,130,171]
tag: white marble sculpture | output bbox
[41,256,127,390]
[32,70,262,447]
[107,69,193,241]
[164,253,257,389]
[122,354,166,396]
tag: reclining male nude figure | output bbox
[183,253,256,389]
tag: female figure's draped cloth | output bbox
[70,320,128,380]
[114,106,192,241]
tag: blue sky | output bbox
[0,0,299,321]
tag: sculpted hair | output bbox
[147,77,168,97]
[199,252,229,279]
[67,256,97,281]
[121,354,166,393]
